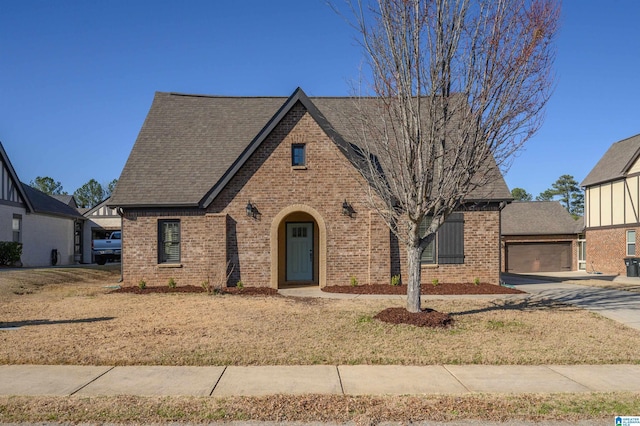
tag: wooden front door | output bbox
[286,222,313,281]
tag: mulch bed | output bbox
[322,282,524,295]
[110,285,278,296]
[374,307,454,327]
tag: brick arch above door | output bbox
[270,204,327,289]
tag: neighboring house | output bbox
[81,197,122,263]
[109,88,512,288]
[0,141,85,267]
[501,201,584,273]
[581,133,640,275]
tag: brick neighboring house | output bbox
[0,141,85,266]
[109,88,512,288]
[501,201,584,273]
[581,133,640,275]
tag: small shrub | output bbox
[0,241,22,266]
[431,278,439,287]
[473,277,481,286]
[168,277,177,288]
[390,274,401,286]
[350,276,358,287]
[236,280,244,289]
[138,279,147,289]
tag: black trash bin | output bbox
[625,258,638,277]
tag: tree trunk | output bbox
[406,241,423,313]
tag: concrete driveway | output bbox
[502,273,640,331]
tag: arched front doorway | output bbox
[270,204,327,289]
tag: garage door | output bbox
[506,243,572,273]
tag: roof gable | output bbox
[581,133,640,187]
[501,201,583,235]
[0,141,33,211]
[111,88,512,208]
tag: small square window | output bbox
[292,144,306,167]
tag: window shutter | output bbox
[419,217,436,263]
[438,212,464,264]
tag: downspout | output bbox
[117,207,124,283]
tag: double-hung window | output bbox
[158,220,180,263]
[12,215,22,243]
[420,212,465,264]
[627,230,636,256]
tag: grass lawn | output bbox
[1,266,640,423]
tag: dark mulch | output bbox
[374,307,454,327]
[111,285,279,296]
[322,282,524,295]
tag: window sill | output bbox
[292,165,307,170]
[158,263,183,268]
[421,264,439,269]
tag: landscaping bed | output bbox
[323,282,524,295]
[111,285,278,296]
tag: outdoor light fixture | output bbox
[342,199,354,217]
[246,201,257,218]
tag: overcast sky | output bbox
[1,1,639,198]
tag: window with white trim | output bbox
[627,230,636,256]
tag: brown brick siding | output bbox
[586,226,638,275]
[500,234,579,272]
[121,101,503,287]
[397,210,502,285]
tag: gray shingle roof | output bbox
[21,184,84,220]
[110,89,511,208]
[501,201,583,235]
[581,133,640,187]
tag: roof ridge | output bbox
[165,92,289,99]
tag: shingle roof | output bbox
[581,133,640,187]
[21,184,84,220]
[501,201,583,235]
[111,88,511,208]
[51,194,78,208]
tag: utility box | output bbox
[625,258,638,277]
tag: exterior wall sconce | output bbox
[342,199,355,218]
[246,201,258,218]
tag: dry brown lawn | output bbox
[2,266,640,366]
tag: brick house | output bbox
[109,88,512,288]
[501,201,584,273]
[582,133,640,275]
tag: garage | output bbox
[505,242,572,273]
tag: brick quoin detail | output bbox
[121,102,503,287]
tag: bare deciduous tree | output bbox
[341,0,559,312]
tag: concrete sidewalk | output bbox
[2,364,640,397]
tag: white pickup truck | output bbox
[92,231,121,265]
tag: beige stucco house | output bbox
[0,141,84,267]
